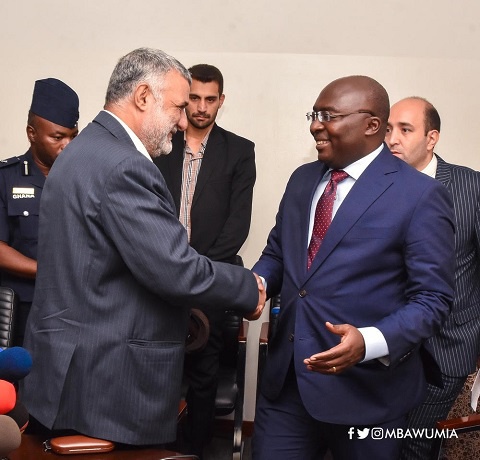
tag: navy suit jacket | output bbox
[154,124,256,263]
[428,155,480,377]
[253,146,456,425]
[21,111,259,445]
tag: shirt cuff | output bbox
[358,326,390,365]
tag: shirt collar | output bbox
[339,143,384,180]
[103,110,152,162]
[183,128,212,155]
[420,154,437,178]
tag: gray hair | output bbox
[105,48,191,105]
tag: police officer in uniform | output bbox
[0,78,79,345]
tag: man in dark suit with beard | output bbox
[21,49,264,447]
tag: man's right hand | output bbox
[244,272,266,321]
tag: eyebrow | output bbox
[174,100,189,109]
[313,106,337,112]
[189,93,219,99]
[397,121,415,129]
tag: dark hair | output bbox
[188,64,224,95]
[27,111,36,127]
[406,97,441,134]
[424,101,441,134]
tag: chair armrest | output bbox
[232,320,248,458]
[259,321,269,344]
[238,320,248,343]
[257,322,270,402]
[436,413,480,432]
[178,399,187,422]
[431,413,480,460]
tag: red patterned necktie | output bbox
[307,170,349,269]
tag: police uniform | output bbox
[0,151,44,303]
[0,78,79,346]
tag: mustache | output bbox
[191,113,210,118]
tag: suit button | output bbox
[299,289,307,298]
[288,333,294,342]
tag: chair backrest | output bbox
[0,286,18,348]
[218,310,241,369]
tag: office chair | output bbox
[214,310,249,460]
[0,286,18,348]
[257,295,281,400]
[179,309,248,460]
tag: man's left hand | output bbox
[303,322,365,375]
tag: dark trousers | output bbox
[182,309,226,459]
[253,366,407,460]
[399,375,466,460]
[13,301,31,347]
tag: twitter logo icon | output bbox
[357,428,370,439]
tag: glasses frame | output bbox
[306,110,374,123]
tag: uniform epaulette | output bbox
[0,157,21,169]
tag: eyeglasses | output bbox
[306,110,374,122]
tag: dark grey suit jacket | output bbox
[20,111,258,445]
[429,154,480,377]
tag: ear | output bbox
[26,125,36,143]
[365,116,382,137]
[218,94,225,109]
[133,84,153,112]
[426,130,439,152]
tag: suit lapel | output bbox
[93,111,137,149]
[192,124,224,207]
[434,154,451,187]
[305,148,398,279]
[286,161,328,282]
[166,132,185,213]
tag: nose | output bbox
[310,119,324,135]
[178,109,188,131]
[385,128,398,147]
[59,138,72,151]
[197,98,207,112]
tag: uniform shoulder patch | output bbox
[0,157,21,169]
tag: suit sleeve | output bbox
[375,181,456,366]
[252,188,288,299]
[100,155,259,314]
[205,139,256,261]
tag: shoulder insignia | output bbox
[0,157,21,169]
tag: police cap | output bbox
[30,78,79,129]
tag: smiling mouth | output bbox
[316,140,329,146]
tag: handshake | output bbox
[244,272,266,321]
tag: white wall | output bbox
[1,0,479,422]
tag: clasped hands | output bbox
[303,322,365,375]
[243,272,266,321]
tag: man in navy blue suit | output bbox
[387,97,480,460]
[252,76,456,460]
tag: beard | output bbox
[186,110,217,130]
[140,113,175,158]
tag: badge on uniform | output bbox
[12,187,35,199]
